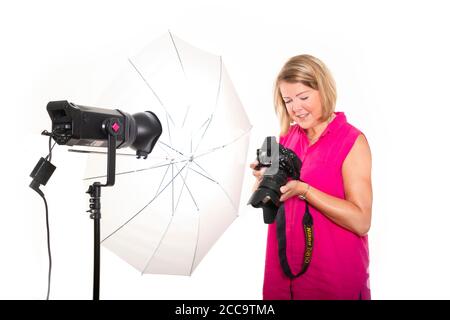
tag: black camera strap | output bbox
[275,202,313,278]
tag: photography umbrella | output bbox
[81,32,251,276]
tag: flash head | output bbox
[47,100,162,158]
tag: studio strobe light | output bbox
[30,100,162,300]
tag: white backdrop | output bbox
[1,0,449,299]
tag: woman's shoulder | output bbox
[336,117,369,161]
[344,122,362,140]
[334,112,363,142]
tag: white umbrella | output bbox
[82,32,251,276]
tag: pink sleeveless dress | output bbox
[263,112,370,300]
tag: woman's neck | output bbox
[306,113,335,140]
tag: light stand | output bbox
[35,100,162,300]
[85,119,119,300]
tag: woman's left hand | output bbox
[279,180,301,202]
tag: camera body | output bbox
[247,136,302,224]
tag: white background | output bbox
[1,0,450,299]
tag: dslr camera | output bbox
[247,136,302,224]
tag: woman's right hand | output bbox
[250,161,267,192]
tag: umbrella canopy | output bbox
[82,32,251,276]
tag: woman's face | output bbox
[279,81,323,130]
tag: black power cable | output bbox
[32,185,52,300]
[30,133,57,300]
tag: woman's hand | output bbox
[249,161,266,192]
[280,180,303,202]
[250,161,266,179]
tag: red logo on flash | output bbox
[112,122,120,132]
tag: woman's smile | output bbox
[294,112,310,120]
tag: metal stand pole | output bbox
[85,118,119,300]
[87,182,102,301]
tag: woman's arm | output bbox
[279,134,373,236]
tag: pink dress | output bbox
[263,112,371,300]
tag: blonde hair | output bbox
[274,54,337,135]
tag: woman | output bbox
[251,54,372,300]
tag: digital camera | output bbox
[247,136,302,223]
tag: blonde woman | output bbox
[251,55,372,300]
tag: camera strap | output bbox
[275,202,313,278]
